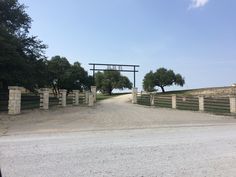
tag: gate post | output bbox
[85,91,90,104]
[73,90,79,106]
[91,86,96,102]
[88,93,94,106]
[8,86,22,115]
[59,89,67,107]
[40,88,49,110]
[132,88,138,104]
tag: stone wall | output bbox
[186,86,236,96]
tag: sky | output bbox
[19,0,236,91]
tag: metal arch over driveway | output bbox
[89,63,140,87]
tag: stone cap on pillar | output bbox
[8,86,24,90]
[132,87,138,92]
[198,95,205,97]
[40,88,49,92]
[59,89,67,93]
[91,86,96,91]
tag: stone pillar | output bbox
[229,96,236,113]
[88,93,94,107]
[150,94,155,106]
[172,94,176,109]
[59,89,67,107]
[40,88,49,110]
[8,86,22,115]
[91,86,96,102]
[132,88,138,104]
[73,90,79,106]
[85,91,90,104]
[198,96,204,111]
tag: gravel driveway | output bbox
[0,94,236,176]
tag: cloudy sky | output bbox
[20,0,236,91]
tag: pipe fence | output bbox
[21,94,40,110]
[136,92,236,116]
[0,86,96,115]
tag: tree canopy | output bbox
[143,68,185,92]
[0,0,93,93]
[47,56,93,95]
[95,70,132,95]
[0,0,47,91]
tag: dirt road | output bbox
[1,94,236,176]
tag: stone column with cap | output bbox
[85,91,90,105]
[229,95,236,114]
[150,94,155,106]
[73,90,79,106]
[40,88,49,110]
[88,93,94,107]
[198,96,204,111]
[8,86,22,115]
[132,88,138,104]
[172,94,177,109]
[91,86,96,102]
[59,89,67,107]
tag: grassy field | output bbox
[96,92,131,101]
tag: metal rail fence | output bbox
[21,94,40,110]
[79,93,86,105]
[137,93,151,106]
[176,95,199,111]
[204,96,230,114]
[154,95,172,108]
[136,93,235,115]
[0,92,8,112]
[49,94,60,107]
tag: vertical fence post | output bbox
[132,88,138,104]
[198,96,204,111]
[88,93,94,107]
[73,90,79,106]
[150,94,155,106]
[85,91,89,105]
[91,86,96,102]
[229,96,236,113]
[59,89,67,107]
[40,88,49,110]
[8,86,22,115]
[172,94,176,109]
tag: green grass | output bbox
[96,92,131,101]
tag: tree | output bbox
[47,56,93,95]
[143,71,156,92]
[0,0,47,91]
[95,70,132,95]
[143,68,185,92]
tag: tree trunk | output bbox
[108,87,112,95]
[160,86,165,93]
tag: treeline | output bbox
[0,0,93,93]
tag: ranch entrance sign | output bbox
[89,63,139,87]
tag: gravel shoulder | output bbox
[1,125,236,177]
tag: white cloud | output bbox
[189,0,209,9]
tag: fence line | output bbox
[0,86,97,115]
[135,92,236,115]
